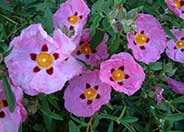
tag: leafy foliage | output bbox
[0,0,184,132]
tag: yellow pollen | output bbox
[80,43,92,55]
[134,33,148,46]
[37,53,53,68]
[176,40,184,48]
[0,101,3,109]
[174,0,181,9]
[84,88,97,100]
[68,15,79,26]
[112,70,125,82]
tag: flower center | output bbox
[84,88,97,100]
[134,34,148,46]
[176,40,184,48]
[37,53,53,68]
[174,0,181,9]
[112,70,125,82]
[80,43,92,55]
[68,15,79,26]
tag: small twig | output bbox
[86,116,94,132]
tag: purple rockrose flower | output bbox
[53,0,90,45]
[0,79,27,132]
[64,70,111,117]
[167,77,184,94]
[100,52,145,96]
[166,29,184,63]
[5,24,82,96]
[165,0,184,19]
[127,14,166,64]
[73,29,109,67]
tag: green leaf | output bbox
[149,62,162,71]
[108,33,120,55]
[161,113,184,121]
[163,27,177,41]
[89,14,103,38]
[18,123,22,132]
[39,107,63,121]
[2,76,15,112]
[97,114,117,121]
[3,47,13,57]
[90,29,105,49]
[120,122,136,132]
[43,114,52,132]
[69,120,80,132]
[42,7,53,34]
[107,121,114,132]
[120,117,138,123]
[172,96,184,104]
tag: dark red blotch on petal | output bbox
[0,111,5,118]
[41,44,48,52]
[30,53,37,61]
[46,67,54,75]
[53,53,59,60]
[33,66,41,73]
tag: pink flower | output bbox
[127,14,166,64]
[64,70,111,117]
[5,24,82,96]
[155,87,164,105]
[73,29,109,67]
[167,77,184,94]
[166,29,184,63]
[100,52,145,96]
[0,80,27,132]
[53,0,90,45]
[165,0,184,19]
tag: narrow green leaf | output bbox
[97,113,117,121]
[107,121,114,132]
[120,122,136,132]
[42,7,53,34]
[172,96,184,104]
[90,29,105,49]
[2,76,15,112]
[39,107,63,121]
[69,120,80,132]
[18,123,22,132]
[108,33,120,55]
[43,114,52,132]
[121,117,138,123]
[149,62,162,71]
[161,113,184,121]
[163,27,177,41]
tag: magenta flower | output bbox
[73,29,109,67]
[0,80,27,132]
[100,52,145,96]
[64,70,111,117]
[53,0,90,45]
[166,29,184,63]
[167,77,184,94]
[127,14,166,64]
[165,0,184,19]
[155,87,164,105]
[5,24,82,96]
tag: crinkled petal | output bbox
[127,14,166,64]
[53,0,90,45]
[100,52,145,96]
[64,70,111,117]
